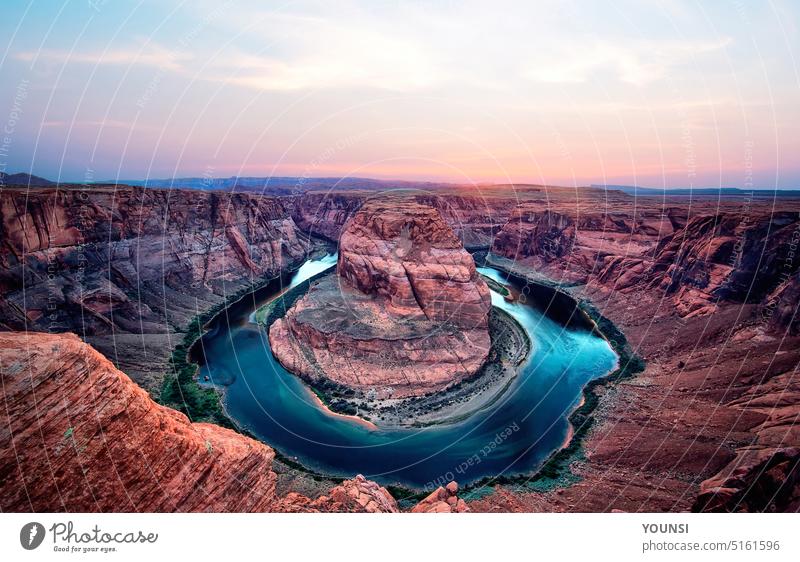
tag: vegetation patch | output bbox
[480,273,510,296]
[158,273,299,428]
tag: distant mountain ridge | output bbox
[2,171,798,196]
[0,172,54,186]
[592,184,800,198]
[103,176,459,194]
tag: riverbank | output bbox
[305,387,380,430]
[462,253,645,498]
[254,273,532,428]
[347,306,531,428]
[468,254,800,511]
[157,241,333,427]
[156,241,348,499]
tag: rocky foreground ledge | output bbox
[0,332,472,512]
[270,199,493,399]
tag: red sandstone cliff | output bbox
[271,199,492,398]
[290,190,515,249]
[3,182,800,513]
[337,199,491,327]
[0,185,312,391]
[0,331,398,512]
[491,200,800,329]
[474,196,800,512]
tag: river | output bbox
[196,253,617,490]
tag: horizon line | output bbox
[2,171,798,192]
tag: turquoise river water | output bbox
[195,254,617,490]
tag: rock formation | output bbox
[766,270,800,336]
[649,212,800,317]
[270,199,492,398]
[491,208,578,269]
[411,481,469,513]
[4,178,800,513]
[491,201,800,324]
[290,191,368,242]
[290,190,516,250]
[280,474,399,513]
[0,332,397,512]
[694,447,800,512]
[0,185,311,392]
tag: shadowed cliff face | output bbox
[0,185,312,390]
[491,202,800,329]
[651,212,800,317]
[291,190,516,249]
[271,199,492,398]
[477,197,800,513]
[766,270,800,336]
[0,332,401,513]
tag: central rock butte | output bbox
[269,198,492,398]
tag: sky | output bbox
[0,0,798,188]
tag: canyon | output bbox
[0,331,387,512]
[478,195,800,512]
[269,198,492,398]
[1,179,799,512]
[0,330,473,513]
[0,185,313,393]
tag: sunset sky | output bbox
[1,0,799,188]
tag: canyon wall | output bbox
[2,182,799,512]
[0,331,400,512]
[477,193,800,513]
[491,197,800,328]
[291,190,515,249]
[0,185,312,391]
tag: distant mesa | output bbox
[0,172,54,187]
[269,198,492,399]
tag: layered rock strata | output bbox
[491,202,800,325]
[0,331,399,512]
[0,185,311,391]
[290,190,516,249]
[270,199,492,398]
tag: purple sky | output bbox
[1,0,799,189]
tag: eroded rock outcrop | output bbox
[280,474,399,513]
[492,208,577,268]
[290,191,368,241]
[337,200,491,327]
[694,447,800,512]
[411,481,469,513]
[650,212,800,318]
[490,198,677,285]
[0,331,283,511]
[766,270,800,336]
[0,332,399,512]
[290,190,515,249]
[0,185,311,391]
[270,199,492,398]
[491,202,800,323]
